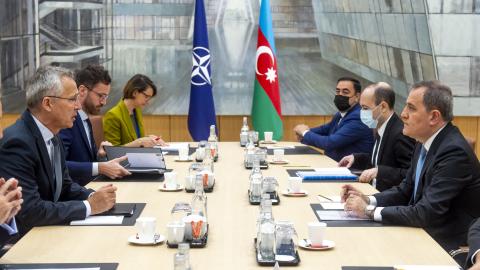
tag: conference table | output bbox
[1,142,458,269]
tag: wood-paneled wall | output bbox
[2,114,480,158]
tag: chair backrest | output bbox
[89,115,104,149]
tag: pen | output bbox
[282,165,311,168]
[317,194,333,202]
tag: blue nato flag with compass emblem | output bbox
[188,0,217,141]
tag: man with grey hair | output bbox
[0,66,117,235]
[341,80,480,254]
[338,82,415,191]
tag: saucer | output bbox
[158,184,184,192]
[281,189,308,197]
[260,140,277,144]
[174,157,193,162]
[269,159,289,165]
[298,239,335,250]
[128,233,165,245]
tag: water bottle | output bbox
[174,253,187,270]
[240,116,249,146]
[207,125,218,162]
[178,243,192,270]
[259,201,275,260]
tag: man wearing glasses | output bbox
[0,66,117,235]
[59,65,130,186]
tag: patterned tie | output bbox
[413,145,427,200]
[85,118,97,157]
[51,137,63,202]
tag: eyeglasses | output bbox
[140,92,153,100]
[45,94,80,103]
[83,85,109,101]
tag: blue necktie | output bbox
[51,137,62,202]
[413,146,427,200]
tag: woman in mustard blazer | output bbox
[103,74,165,147]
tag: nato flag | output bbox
[188,0,216,141]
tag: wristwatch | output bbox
[365,205,376,219]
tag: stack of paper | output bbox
[155,143,189,152]
[297,167,357,181]
[316,210,369,221]
[394,266,460,270]
[70,216,124,226]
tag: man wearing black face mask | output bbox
[294,77,375,161]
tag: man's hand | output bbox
[149,135,167,146]
[293,124,309,138]
[99,156,131,179]
[344,194,368,218]
[97,141,113,158]
[0,178,23,224]
[87,184,117,215]
[338,155,354,168]
[340,184,366,203]
[358,168,378,183]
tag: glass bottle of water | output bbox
[191,176,207,219]
[178,243,192,270]
[174,253,187,270]
[240,116,249,146]
[249,156,263,203]
[259,200,275,260]
[207,125,218,162]
[202,143,214,174]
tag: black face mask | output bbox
[334,95,351,112]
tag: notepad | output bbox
[319,202,345,210]
[155,143,189,152]
[316,210,370,221]
[394,266,460,270]
[298,168,358,181]
[317,195,341,203]
[70,216,124,225]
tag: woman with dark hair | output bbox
[103,74,165,147]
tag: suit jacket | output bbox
[58,113,98,186]
[374,123,480,252]
[301,103,375,161]
[352,113,415,191]
[467,218,480,268]
[103,99,145,146]
[0,110,94,235]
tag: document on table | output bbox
[154,143,189,152]
[298,168,357,180]
[394,266,460,270]
[70,216,124,226]
[316,210,370,221]
[265,145,295,149]
[16,268,100,270]
[126,153,163,168]
[319,202,345,210]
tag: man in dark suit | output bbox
[338,82,415,191]
[0,97,23,247]
[0,66,117,235]
[467,219,480,269]
[293,77,374,161]
[342,80,480,253]
[59,65,130,186]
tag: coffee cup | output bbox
[264,131,273,142]
[185,175,195,190]
[166,221,185,244]
[273,149,284,162]
[288,176,302,193]
[308,221,327,246]
[178,146,189,160]
[136,217,156,241]
[164,172,177,189]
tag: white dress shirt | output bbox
[31,115,92,217]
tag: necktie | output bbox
[51,137,63,202]
[371,131,380,166]
[85,118,97,156]
[413,146,427,200]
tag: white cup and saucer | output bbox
[298,222,335,250]
[128,217,165,245]
[260,131,277,144]
[159,172,184,191]
[282,177,308,197]
[270,149,288,165]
